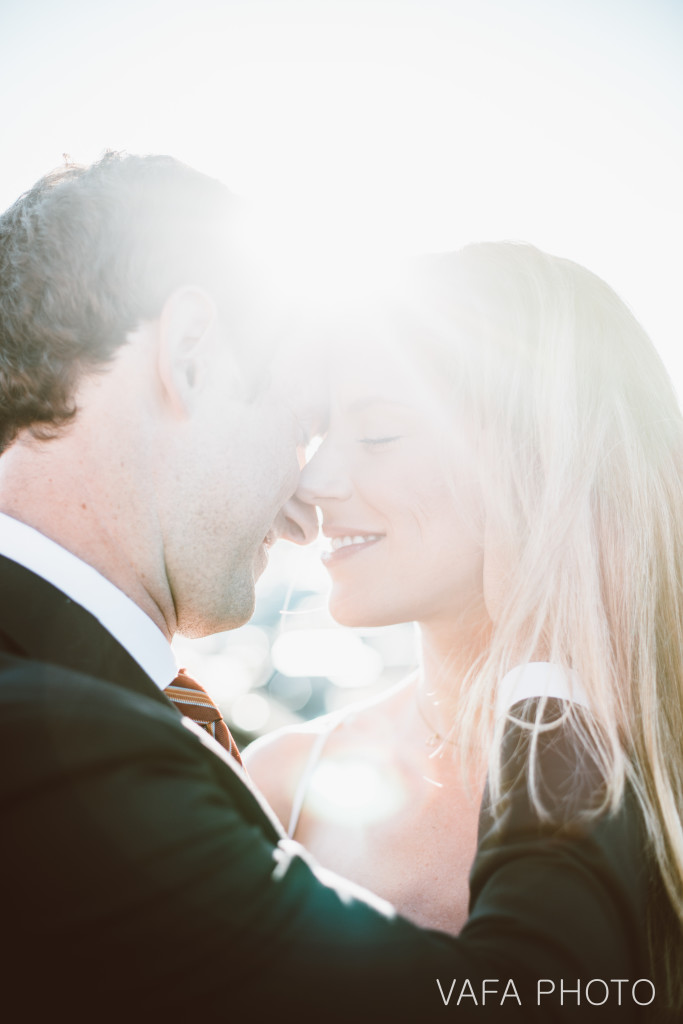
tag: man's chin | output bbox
[193,579,258,637]
[180,599,255,638]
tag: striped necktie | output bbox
[165,668,243,765]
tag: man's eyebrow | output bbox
[346,397,412,414]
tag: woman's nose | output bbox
[295,441,353,507]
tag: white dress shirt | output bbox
[0,511,177,689]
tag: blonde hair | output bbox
[406,242,683,1009]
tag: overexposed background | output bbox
[2,0,682,737]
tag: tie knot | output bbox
[165,679,222,725]
[165,669,243,765]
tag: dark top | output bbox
[0,555,652,1022]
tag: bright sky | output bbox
[2,0,682,385]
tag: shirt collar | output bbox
[0,512,177,689]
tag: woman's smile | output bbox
[322,529,385,564]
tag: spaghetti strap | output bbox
[287,715,342,838]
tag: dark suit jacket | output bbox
[0,555,651,1022]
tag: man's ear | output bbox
[157,287,219,416]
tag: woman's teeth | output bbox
[330,534,382,551]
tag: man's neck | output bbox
[0,433,175,640]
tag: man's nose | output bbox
[278,492,320,545]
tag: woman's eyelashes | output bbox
[358,435,403,447]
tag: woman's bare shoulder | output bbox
[244,677,414,827]
[243,712,343,829]
[244,712,340,772]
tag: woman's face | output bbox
[297,337,488,629]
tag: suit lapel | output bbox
[0,554,169,706]
[0,554,286,841]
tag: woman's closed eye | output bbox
[358,435,403,447]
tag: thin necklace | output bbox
[416,692,457,748]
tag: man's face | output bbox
[167,328,320,638]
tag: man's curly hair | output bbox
[0,152,240,453]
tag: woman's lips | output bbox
[321,533,384,565]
